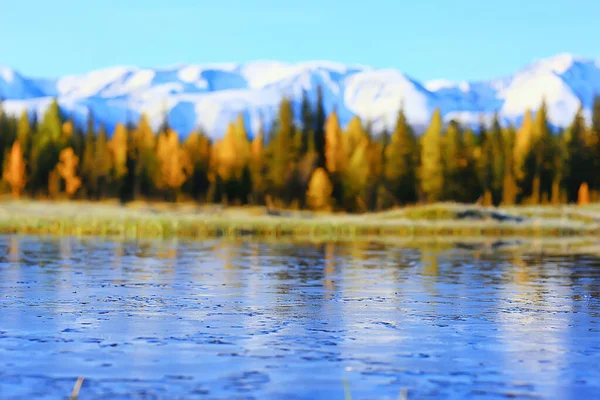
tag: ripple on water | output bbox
[0,236,599,399]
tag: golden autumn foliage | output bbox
[3,140,27,199]
[109,123,128,181]
[578,182,590,205]
[513,109,533,182]
[62,121,74,139]
[306,167,334,211]
[156,129,191,190]
[213,120,251,183]
[325,110,345,174]
[57,147,82,197]
[250,130,265,195]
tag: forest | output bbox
[1,87,599,213]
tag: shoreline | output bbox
[0,200,598,240]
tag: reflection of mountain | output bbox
[1,53,599,137]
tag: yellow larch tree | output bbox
[306,167,334,211]
[109,123,128,184]
[325,110,345,174]
[3,140,27,199]
[57,147,82,197]
[156,129,191,198]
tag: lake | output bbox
[0,235,599,399]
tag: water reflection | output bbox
[0,236,599,399]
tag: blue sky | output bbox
[2,0,598,81]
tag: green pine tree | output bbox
[384,108,418,204]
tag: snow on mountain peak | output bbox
[0,66,16,83]
[0,53,598,137]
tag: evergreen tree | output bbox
[342,137,370,211]
[249,126,265,204]
[133,114,158,199]
[81,112,97,198]
[565,105,588,202]
[384,108,418,204]
[501,125,518,205]
[490,114,505,203]
[109,123,128,197]
[300,90,314,154]
[461,128,482,202]
[265,97,296,203]
[419,108,444,202]
[314,86,326,168]
[442,120,467,201]
[182,130,212,202]
[476,118,494,205]
[30,99,63,196]
[530,99,552,204]
[94,124,111,199]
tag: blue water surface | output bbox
[0,236,599,399]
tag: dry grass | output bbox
[0,200,598,240]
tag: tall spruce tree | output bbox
[442,120,467,201]
[384,108,418,204]
[265,97,295,203]
[314,86,326,168]
[565,105,587,202]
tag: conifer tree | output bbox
[249,126,265,204]
[306,167,333,211]
[514,109,534,185]
[183,130,212,202]
[30,99,63,196]
[314,86,326,168]
[530,100,552,204]
[476,118,494,205]
[342,137,370,211]
[81,112,97,198]
[132,114,158,199]
[566,105,588,202]
[325,109,345,174]
[550,128,568,204]
[419,108,444,202]
[109,123,128,196]
[501,125,518,205]
[265,98,295,203]
[490,114,505,203]
[3,140,27,199]
[324,109,346,205]
[442,120,467,201]
[384,108,418,204]
[344,116,368,161]
[300,90,314,154]
[57,147,81,198]
[156,129,190,200]
[94,124,112,199]
[17,110,31,161]
[461,128,482,202]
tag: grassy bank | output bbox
[0,200,599,240]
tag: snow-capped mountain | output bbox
[0,53,599,138]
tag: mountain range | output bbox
[0,53,599,138]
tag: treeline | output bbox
[1,89,600,211]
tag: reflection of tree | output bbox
[420,245,439,278]
[324,242,335,294]
[8,236,20,264]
